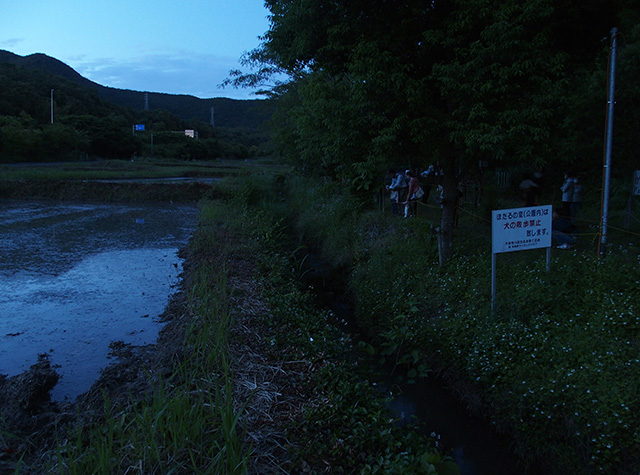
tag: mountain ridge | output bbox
[0,50,273,129]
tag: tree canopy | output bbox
[234,0,637,262]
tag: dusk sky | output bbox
[0,0,274,99]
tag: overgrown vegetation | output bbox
[3,153,636,473]
[220,4,640,467]
[3,3,640,470]
[227,170,640,473]
[203,174,458,473]
[233,0,640,263]
[2,167,458,474]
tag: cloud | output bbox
[72,51,265,99]
[0,38,26,50]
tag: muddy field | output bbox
[0,224,306,473]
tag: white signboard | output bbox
[634,170,640,196]
[492,205,552,254]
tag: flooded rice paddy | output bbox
[0,200,198,401]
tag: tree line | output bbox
[0,61,273,162]
[229,0,640,263]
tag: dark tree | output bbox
[232,0,632,263]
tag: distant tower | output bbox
[210,107,215,127]
[144,92,149,111]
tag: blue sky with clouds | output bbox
[0,0,272,99]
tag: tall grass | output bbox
[10,167,449,474]
[0,158,268,182]
[267,172,640,473]
[206,176,452,474]
[47,224,250,474]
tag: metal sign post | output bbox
[491,205,553,312]
[599,27,619,257]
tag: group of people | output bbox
[385,165,584,250]
[385,168,426,218]
[519,169,584,250]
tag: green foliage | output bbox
[284,176,364,268]
[0,58,273,162]
[357,228,640,471]
[295,363,448,474]
[413,252,640,473]
[208,172,455,473]
[241,0,640,263]
[52,257,250,474]
[270,72,394,189]
[252,170,640,472]
[428,0,566,164]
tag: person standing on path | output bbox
[404,170,419,218]
[383,169,395,213]
[561,172,574,218]
[571,174,583,223]
[388,169,407,216]
[519,173,539,207]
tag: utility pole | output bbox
[210,107,215,127]
[50,89,54,124]
[599,27,619,257]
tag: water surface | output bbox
[0,201,198,400]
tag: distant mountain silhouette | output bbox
[0,50,274,129]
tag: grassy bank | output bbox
[6,162,636,472]
[14,209,251,473]
[55,263,249,473]
[233,172,640,473]
[192,184,456,473]
[5,169,454,474]
[0,158,289,202]
[0,158,287,181]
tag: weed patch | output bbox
[256,172,640,473]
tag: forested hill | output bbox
[0,50,274,129]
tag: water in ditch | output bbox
[307,256,526,475]
[0,200,198,401]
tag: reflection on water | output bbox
[0,200,198,401]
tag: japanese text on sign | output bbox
[492,205,552,254]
